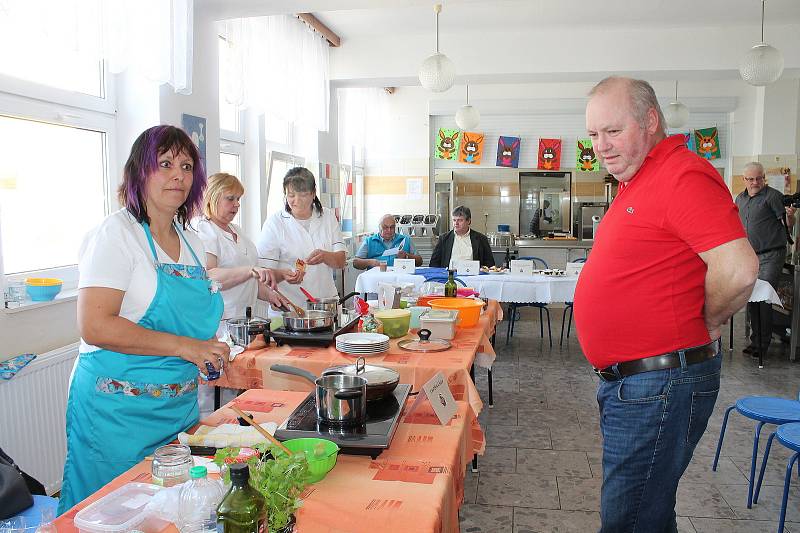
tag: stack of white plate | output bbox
[335,332,390,356]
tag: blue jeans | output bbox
[597,348,721,533]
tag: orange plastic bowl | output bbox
[429,297,484,328]
[417,295,445,308]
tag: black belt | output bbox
[593,340,718,382]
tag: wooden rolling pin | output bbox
[230,405,293,456]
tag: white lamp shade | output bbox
[455,105,480,130]
[664,101,689,129]
[418,52,456,92]
[739,42,784,86]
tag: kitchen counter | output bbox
[491,240,591,268]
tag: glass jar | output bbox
[151,444,193,487]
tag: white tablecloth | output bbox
[354,268,578,304]
[750,278,782,305]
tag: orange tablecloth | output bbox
[54,388,484,533]
[215,301,502,417]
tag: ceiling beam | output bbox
[297,13,341,47]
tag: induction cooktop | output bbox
[269,313,360,347]
[274,384,412,457]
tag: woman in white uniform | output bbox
[256,167,346,309]
[195,172,300,332]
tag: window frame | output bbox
[263,150,305,221]
[219,140,245,225]
[0,68,116,299]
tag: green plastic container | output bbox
[278,438,339,483]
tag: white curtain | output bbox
[220,16,330,132]
[337,87,386,165]
[0,0,194,94]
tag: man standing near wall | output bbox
[735,162,795,358]
[573,76,759,532]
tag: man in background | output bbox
[735,162,795,358]
[573,76,758,532]
[353,213,423,269]
[429,205,494,268]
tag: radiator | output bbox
[0,342,78,495]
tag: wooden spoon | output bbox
[230,405,293,456]
[272,287,306,317]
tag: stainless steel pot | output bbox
[305,291,360,316]
[316,374,367,426]
[281,309,335,331]
[269,365,366,425]
[226,307,270,346]
[271,361,400,402]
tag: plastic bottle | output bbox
[444,269,457,297]
[178,465,224,533]
[216,463,268,533]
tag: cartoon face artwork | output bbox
[694,127,720,160]
[576,140,598,172]
[435,128,461,160]
[458,132,484,165]
[496,136,521,168]
[538,138,562,170]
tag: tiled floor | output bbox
[460,307,800,532]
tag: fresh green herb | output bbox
[213,444,310,532]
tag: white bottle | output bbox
[178,465,224,533]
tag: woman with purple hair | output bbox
[58,125,229,513]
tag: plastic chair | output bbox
[506,257,552,346]
[753,422,800,532]
[712,393,800,509]
[559,258,586,346]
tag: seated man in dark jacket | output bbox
[430,206,495,268]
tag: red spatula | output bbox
[299,286,318,303]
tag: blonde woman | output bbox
[195,173,301,331]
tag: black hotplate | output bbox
[274,384,412,458]
[269,314,360,347]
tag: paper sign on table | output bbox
[510,260,533,275]
[406,371,457,425]
[394,258,416,273]
[456,260,480,276]
[566,262,585,277]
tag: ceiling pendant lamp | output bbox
[418,4,456,92]
[663,81,689,129]
[455,84,480,130]
[739,0,784,86]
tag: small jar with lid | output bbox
[151,444,193,487]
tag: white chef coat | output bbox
[449,229,473,268]
[256,208,345,310]
[77,209,209,354]
[193,217,258,324]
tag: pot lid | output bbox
[397,338,451,352]
[325,358,399,387]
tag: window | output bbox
[265,152,304,218]
[0,1,104,98]
[219,151,242,226]
[0,115,108,274]
[218,36,241,135]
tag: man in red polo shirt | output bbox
[574,77,758,533]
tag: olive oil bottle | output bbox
[216,464,267,533]
[444,269,457,297]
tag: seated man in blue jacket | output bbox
[430,205,495,268]
[353,214,423,269]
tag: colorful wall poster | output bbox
[496,136,521,168]
[576,139,598,171]
[537,138,562,170]
[676,131,696,153]
[458,132,484,164]
[694,127,721,160]
[435,128,461,160]
[181,113,206,164]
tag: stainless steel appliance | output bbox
[574,203,607,240]
[519,172,572,237]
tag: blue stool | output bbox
[506,257,552,346]
[712,396,800,509]
[10,494,59,526]
[559,257,586,346]
[754,422,800,532]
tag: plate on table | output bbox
[336,333,390,345]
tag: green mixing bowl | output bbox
[278,438,339,483]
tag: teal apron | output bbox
[58,222,223,514]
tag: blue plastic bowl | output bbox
[25,278,63,301]
[497,224,511,232]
